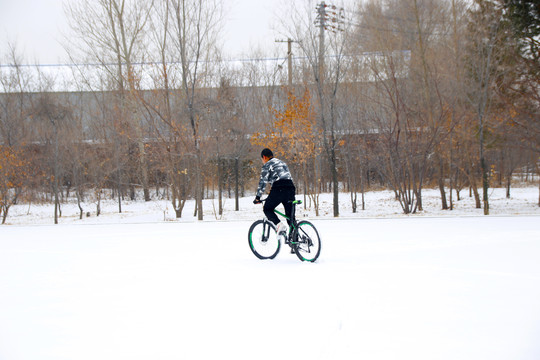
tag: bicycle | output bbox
[248,199,321,262]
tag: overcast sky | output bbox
[0,0,289,64]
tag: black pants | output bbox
[263,186,295,227]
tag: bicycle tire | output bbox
[248,220,281,260]
[292,220,321,262]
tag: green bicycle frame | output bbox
[273,199,301,231]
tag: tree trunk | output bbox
[77,189,84,220]
[360,167,366,211]
[481,156,490,215]
[196,152,203,221]
[471,182,481,209]
[438,156,448,210]
[331,150,339,217]
[218,158,223,216]
[53,122,60,225]
[235,157,239,211]
[506,172,512,199]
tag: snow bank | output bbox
[4,187,540,226]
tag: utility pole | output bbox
[316,2,327,85]
[314,1,345,218]
[315,2,344,85]
[275,38,296,88]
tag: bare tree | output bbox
[283,0,352,217]
[168,0,223,220]
[0,44,35,224]
[138,0,191,218]
[33,92,71,224]
[354,1,427,214]
[65,0,154,201]
[463,0,520,214]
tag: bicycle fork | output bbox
[261,218,273,243]
[262,217,295,249]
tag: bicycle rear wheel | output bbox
[292,220,321,262]
[248,220,281,259]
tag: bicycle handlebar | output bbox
[257,198,302,205]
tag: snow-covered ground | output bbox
[1,187,539,360]
[4,186,540,225]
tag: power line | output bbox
[0,56,295,69]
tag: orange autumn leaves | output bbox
[250,88,321,165]
[1,146,29,222]
[0,146,27,190]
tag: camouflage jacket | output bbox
[256,158,294,198]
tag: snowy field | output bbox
[4,186,540,225]
[1,187,540,360]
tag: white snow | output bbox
[1,187,539,360]
[4,187,540,225]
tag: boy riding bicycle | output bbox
[253,148,296,239]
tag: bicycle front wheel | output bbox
[248,220,281,260]
[292,220,321,262]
